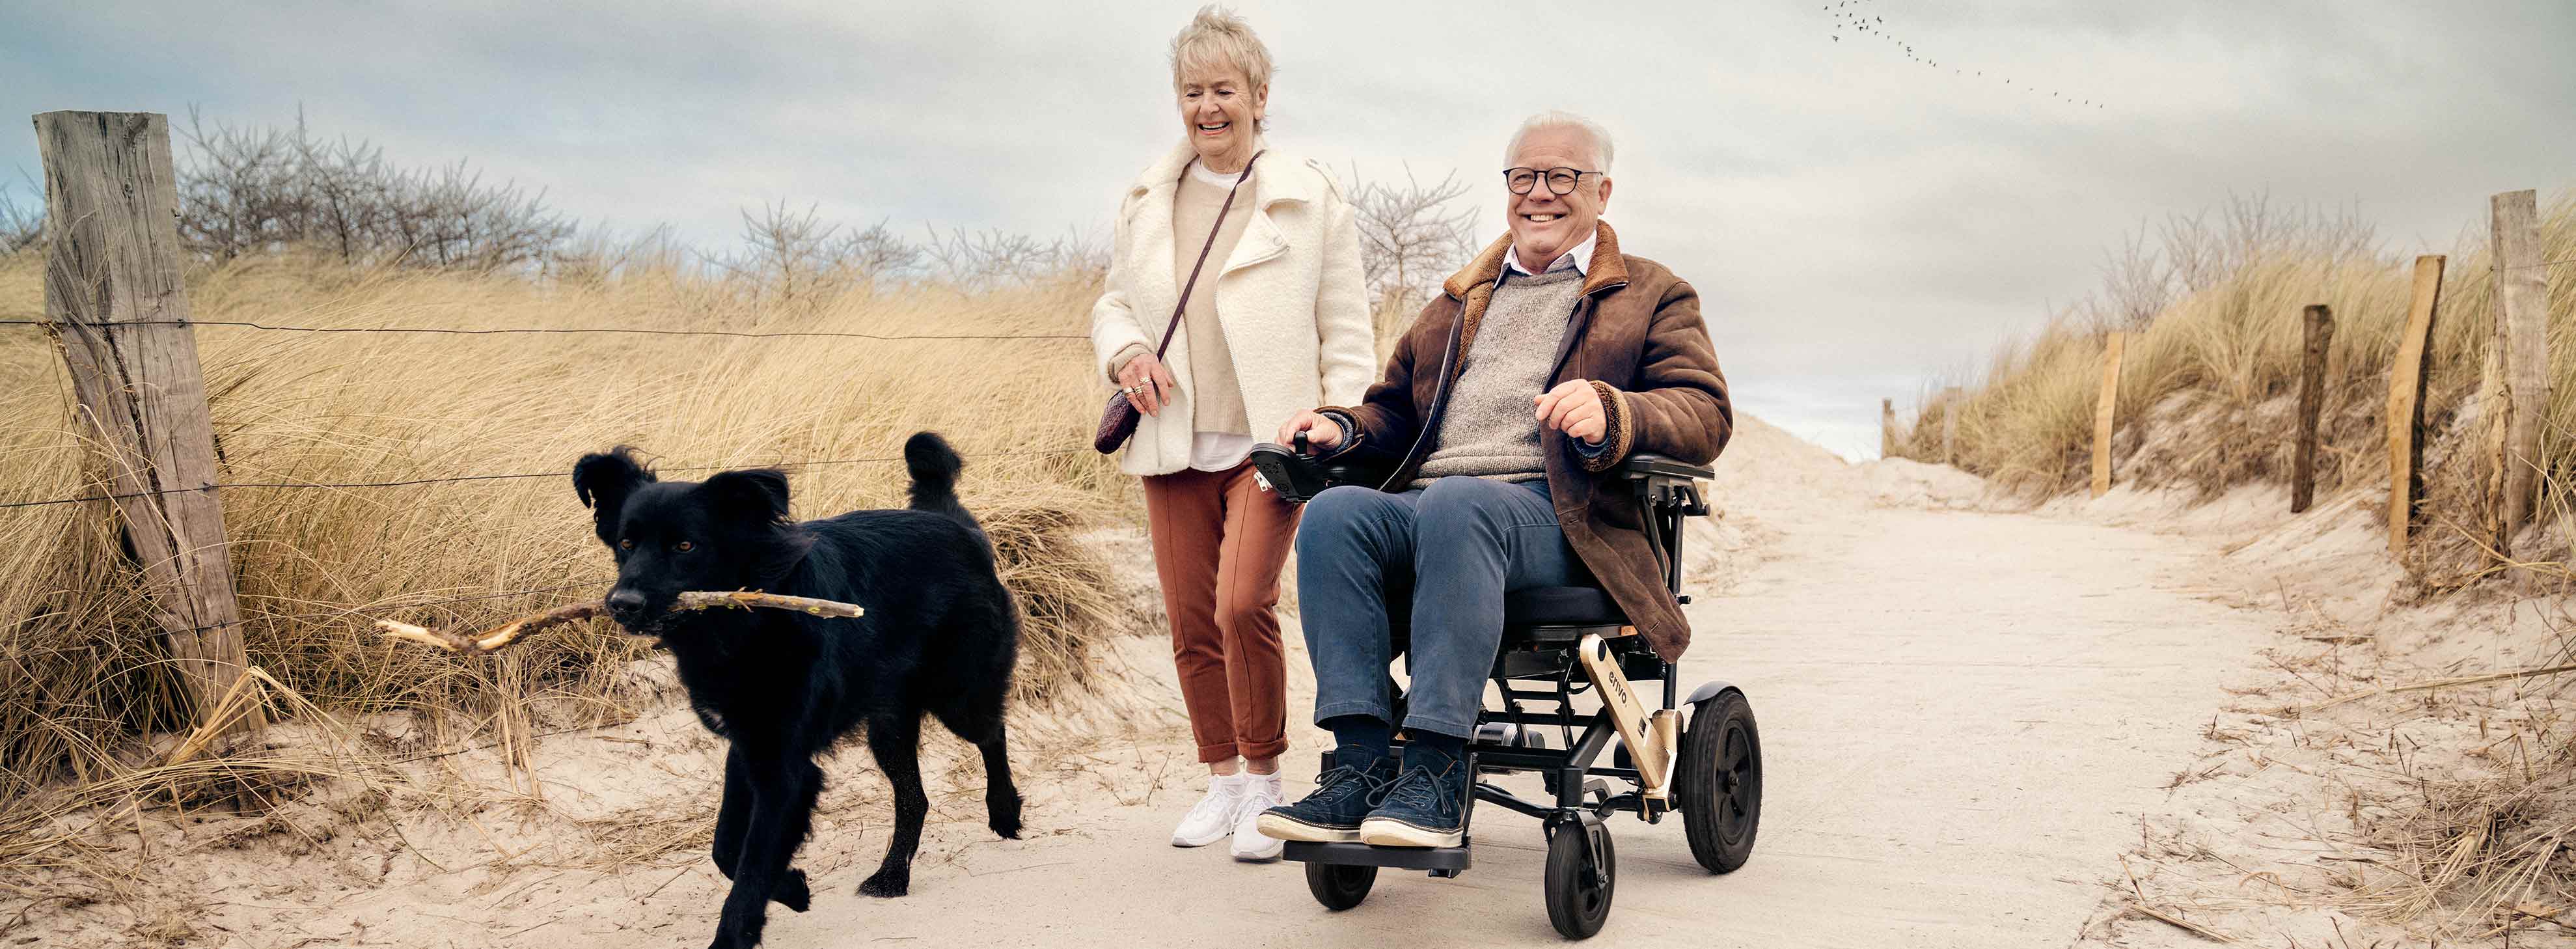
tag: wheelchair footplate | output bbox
[1280,840,1470,873]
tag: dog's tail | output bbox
[903,431,982,537]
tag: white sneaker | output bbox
[1172,774,1246,847]
[1229,773,1285,862]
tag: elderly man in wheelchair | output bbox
[1244,112,1762,939]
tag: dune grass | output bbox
[0,248,1132,801]
[1898,191,2573,577]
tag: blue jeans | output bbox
[1297,476,1580,739]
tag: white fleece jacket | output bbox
[1088,141,1377,477]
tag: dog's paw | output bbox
[711,890,769,948]
[989,791,1023,839]
[857,867,911,898]
[706,920,762,949]
[771,868,810,913]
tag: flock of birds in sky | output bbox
[1826,0,2106,109]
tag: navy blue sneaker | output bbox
[1256,749,1393,843]
[1360,746,1470,848]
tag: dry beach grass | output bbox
[1898,192,2573,558]
[0,247,1136,918]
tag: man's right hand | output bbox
[1276,410,1343,453]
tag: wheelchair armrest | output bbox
[1619,453,1714,482]
[1620,453,1713,517]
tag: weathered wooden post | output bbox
[2385,255,2445,557]
[1880,397,1897,459]
[2090,332,2126,499]
[37,111,261,737]
[2292,305,2334,513]
[2482,190,2550,566]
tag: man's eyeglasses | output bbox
[1503,167,1600,196]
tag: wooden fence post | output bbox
[1880,398,1897,458]
[1939,386,1964,466]
[2385,255,2445,557]
[2484,189,2550,563]
[2090,332,2126,499]
[2292,305,2334,513]
[37,111,262,737]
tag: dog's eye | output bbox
[674,541,694,553]
[618,538,633,551]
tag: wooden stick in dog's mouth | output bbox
[377,591,865,656]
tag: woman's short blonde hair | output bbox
[1169,5,1274,93]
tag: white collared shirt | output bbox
[1501,228,1598,284]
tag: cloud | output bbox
[7,0,2572,461]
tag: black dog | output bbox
[571,432,1021,949]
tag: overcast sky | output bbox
[8,1,2571,458]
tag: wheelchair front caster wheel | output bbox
[1305,861,1376,911]
[1543,820,1615,939]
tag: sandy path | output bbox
[724,502,2276,948]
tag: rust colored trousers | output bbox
[1141,461,1301,763]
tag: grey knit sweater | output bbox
[1412,266,1587,484]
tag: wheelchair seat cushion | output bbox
[1503,586,1625,629]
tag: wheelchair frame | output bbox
[1248,444,1761,940]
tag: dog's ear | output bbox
[572,447,655,544]
[702,468,791,525]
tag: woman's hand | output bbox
[1116,353,1180,416]
[1535,380,1607,445]
[1276,411,1343,453]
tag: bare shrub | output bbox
[922,224,1106,290]
[2077,193,2385,333]
[0,180,41,256]
[708,202,925,305]
[549,223,694,286]
[173,108,575,273]
[1348,164,1477,339]
[2087,224,2173,331]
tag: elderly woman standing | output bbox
[1089,6,1373,862]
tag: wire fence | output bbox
[1,305,1108,631]
[124,578,625,641]
[0,447,1093,510]
[0,316,1088,342]
[1,311,1103,509]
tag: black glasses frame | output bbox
[1503,167,1601,196]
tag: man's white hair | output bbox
[1504,111,1615,174]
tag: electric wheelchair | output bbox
[1247,437,1762,940]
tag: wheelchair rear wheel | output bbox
[1304,860,1377,911]
[1679,689,1762,873]
[1542,818,1616,939]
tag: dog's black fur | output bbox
[571,432,1021,949]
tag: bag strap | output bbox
[1151,150,1263,360]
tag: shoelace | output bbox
[1376,765,1458,814]
[1237,786,1282,819]
[1186,787,1242,823]
[1311,764,1375,801]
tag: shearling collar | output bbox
[1128,139,1323,210]
[1445,221,1628,300]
